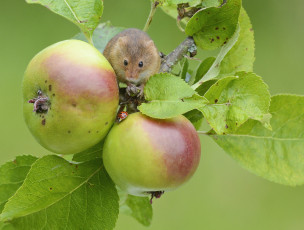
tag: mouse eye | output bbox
[124,60,128,66]
[138,61,143,68]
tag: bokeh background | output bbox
[1,0,304,229]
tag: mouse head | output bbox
[112,35,161,85]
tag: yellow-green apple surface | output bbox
[23,40,119,155]
[103,113,201,197]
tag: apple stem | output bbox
[149,191,164,204]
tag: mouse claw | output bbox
[137,85,145,99]
[126,84,138,97]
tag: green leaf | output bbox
[192,25,240,89]
[0,155,119,230]
[183,109,204,130]
[72,141,103,162]
[190,57,216,85]
[139,74,208,119]
[195,79,217,96]
[74,22,125,53]
[200,72,271,134]
[160,0,222,23]
[144,73,195,100]
[139,94,208,119]
[0,156,38,214]
[0,222,14,230]
[212,95,304,186]
[120,194,153,227]
[185,0,241,50]
[26,0,104,42]
[219,7,255,77]
[180,59,189,81]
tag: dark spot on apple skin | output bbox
[42,116,44,119]
[49,187,52,190]
[68,130,71,134]
[225,124,228,129]
[223,41,227,45]
[42,119,46,126]
[49,85,52,91]
[52,93,55,97]
[215,27,219,30]
[216,36,220,39]
[88,131,91,133]
[105,122,109,125]
[215,99,218,103]
[223,27,226,30]
[96,131,99,133]
[45,80,47,83]
[72,103,77,107]
[211,38,215,43]
[75,165,78,169]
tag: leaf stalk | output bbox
[143,1,159,32]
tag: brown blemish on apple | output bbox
[42,119,46,125]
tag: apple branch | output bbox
[159,36,196,73]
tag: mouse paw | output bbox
[126,84,139,97]
[137,85,145,99]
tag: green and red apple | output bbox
[103,113,201,197]
[23,40,119,155]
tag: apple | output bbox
[103,112,201,197]
[23,40,119,155]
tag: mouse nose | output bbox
[126,69,138,80]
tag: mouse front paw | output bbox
[126,84,139,97]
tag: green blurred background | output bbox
[1,0,304,229]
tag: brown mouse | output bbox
[103,28,161,95]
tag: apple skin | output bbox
[23,40,119,155]
[103,113,201,196]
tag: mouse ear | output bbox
[146,40,155,47]
[117,36,128,45]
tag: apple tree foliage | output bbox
[1,0,304,229]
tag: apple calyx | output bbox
[28,90,50,113]
[149,191,165,204]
